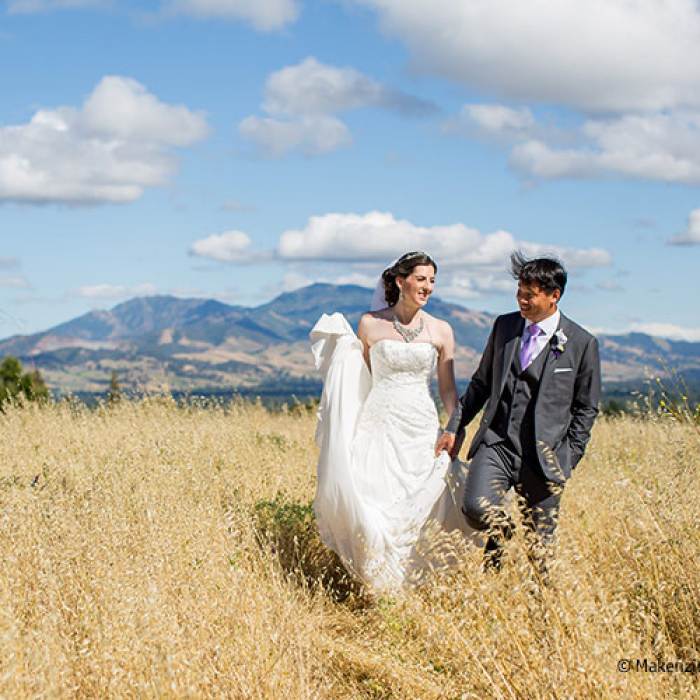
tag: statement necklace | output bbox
[393,312,424,343]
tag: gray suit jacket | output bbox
[447,311,601,483]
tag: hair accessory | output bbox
[369,252,433,311]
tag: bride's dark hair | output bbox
[382,251,437,306]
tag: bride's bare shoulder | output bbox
[358,309,390,339]
[359,308,391,325]
[423,311,454,337]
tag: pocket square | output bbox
[554,367,573,373]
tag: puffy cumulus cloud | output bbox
[6,0,107,12]
[189,230,257,262]
[451,105,700,185]
[353,0,700,114]
[668,208,700,245]
[0,76,208,204]
[511,111,700,184]
[161,0,299,30]
[366,2,700,186]
[263,57,435,117]
[78,282,157,300]
[239,114,351,157]
[277,211,612,269]
[240,57,435,156]
[81,76,208,146]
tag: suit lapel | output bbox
[538,312,570,396]
[499,315,523,396]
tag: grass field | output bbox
[0,398,698,698]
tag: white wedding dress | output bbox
[311,313,479,592]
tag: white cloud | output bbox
[240,57,434,156]
[353,0,700,113]
[264,57,384,115]
[189,230,255,262]
[438,273,514,300]
[451,104,700,185]
[334,272,378,287]
[6,0,107,12]
[627,323,700,342]
[451,104,535,138]
[277,211,612,270]
[279,272,313,292]
[81,76,208,146]
[78,282,157,300]
[0,76,208,204]
[239,115,351,157]
[264,270,379,301]
[668,208,700,245]
[510,111,700,184]
[262,57,434,117]
[8,0,299,30]
[365,2,700,185]
[161,0,299,30]
[281,270,378,292]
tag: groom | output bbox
[436,252,601,570]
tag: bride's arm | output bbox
[357,313,372,370]
[434,321,459,456]
[435,321,458,421]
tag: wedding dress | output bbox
[311,313,478,591]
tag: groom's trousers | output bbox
[462,441,562,548]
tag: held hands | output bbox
[435,430,456,459]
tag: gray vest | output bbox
[485,342,548,456]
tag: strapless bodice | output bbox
[369,339,437,388]
[310,313,478,592]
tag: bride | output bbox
[310,251,478,591]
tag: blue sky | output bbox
[1,0,699,340]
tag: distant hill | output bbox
[1,284,698,399]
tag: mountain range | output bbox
[1,284,698,400]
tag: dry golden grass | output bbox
[0,398,698,698]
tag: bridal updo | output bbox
[382,251,437,306]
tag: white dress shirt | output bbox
[522,309,560,364]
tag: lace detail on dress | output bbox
[311,319,479,592]
[370,339,437,384]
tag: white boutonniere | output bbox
[551,329,568,357]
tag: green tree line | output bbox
[0,356,49,407]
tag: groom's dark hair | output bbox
[510,250,567,297]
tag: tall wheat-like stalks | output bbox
[0,399,697,698]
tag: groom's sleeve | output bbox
[567,335,601,467]
[445,320,497,434]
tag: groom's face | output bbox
[517,281,560,322]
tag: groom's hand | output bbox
[435,431,456,457]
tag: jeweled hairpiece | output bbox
[382,251,433,278]
[398,251,428,262]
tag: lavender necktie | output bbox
[519,323,542,370]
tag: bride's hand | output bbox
[435,431,455,457]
